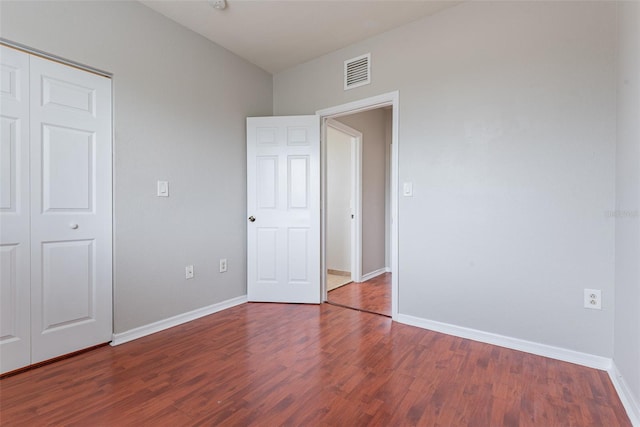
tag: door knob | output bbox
[248,216,256,222]
[70,223,79,230]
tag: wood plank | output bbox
[0,302,632,426]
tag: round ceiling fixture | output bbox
[208,0,227,10]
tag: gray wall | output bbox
[337,109,389,276]
[0,1,273,333]
[615,0,640,407]
[275,1,617,356]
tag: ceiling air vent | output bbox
[344,53,371,90]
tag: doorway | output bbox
[245,91,399,316]
[325,120,361,291]
[318,92,399,318]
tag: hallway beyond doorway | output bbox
[327,272,352,291]
[327,273,391,317]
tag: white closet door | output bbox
[0,46,31,373]
[29,55,112,363]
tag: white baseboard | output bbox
[385,266,392,273]
[609,363,640,426]
[396,313,612,370]
[399,313,640,425]
[111,295,247,346]
[361,267,387,282]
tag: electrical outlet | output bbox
[584,289,601,310]
[219,258,227,273]
[185,265,194,279]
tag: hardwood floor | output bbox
[0,302,631,426]
[328,272,392,317]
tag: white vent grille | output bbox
[344,53,371,90]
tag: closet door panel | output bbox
[0,46,31,374]
[29,55,112,363]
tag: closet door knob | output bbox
[248,216,256,222]
[70,223,79,230]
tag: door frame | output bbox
[317,91,399,320]
[325,119,363,284]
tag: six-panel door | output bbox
[247,116,320,303]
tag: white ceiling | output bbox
[140,0,462,74]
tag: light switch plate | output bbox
[403,182,413,197]
[157,181,169,197]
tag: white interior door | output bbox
[29,54,112,363]
[0,46,31,373]
[247,116,320,303]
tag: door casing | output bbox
[317,91,399,320]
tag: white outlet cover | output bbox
[584,288,601,310]
[185,265,194,279]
